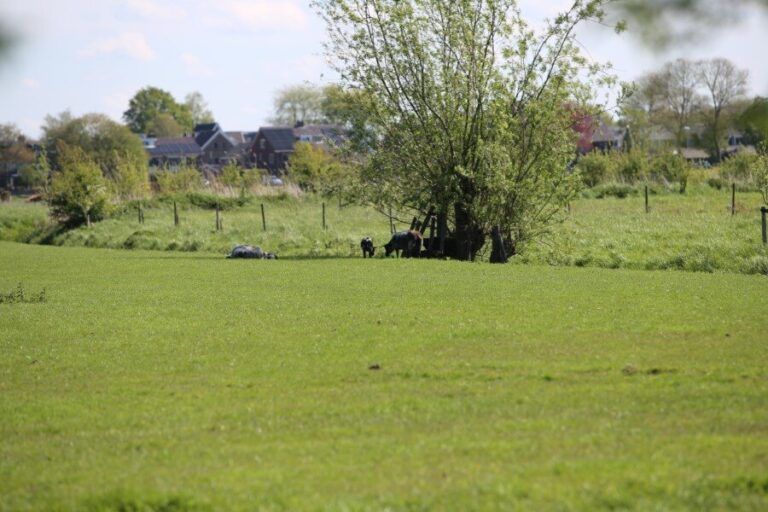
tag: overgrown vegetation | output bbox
[0,282,46,304]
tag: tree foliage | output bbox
[698,58,748,161]
[271,85,326,126]
[287,142,354,195]
[42,112,149,200]
[737,97,768,145]
[184,92,215,125]
[315,0,616,260]
[123,87,194,135]
[0,123,34,176]
[48,143,111,227]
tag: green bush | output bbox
[48,143,111,227]
[180,192,251,210]
[615,150,650,184]
[575,152,615,187]
[652,152,691,193]
[587,183,639,199]
[719,152,756,182]
[154,167,202,195]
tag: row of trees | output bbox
[621,58,754,160]
[123,88,214,137]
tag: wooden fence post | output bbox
[732,183,736,216]
[389,207,395,234]
[261,203,266,231]
[645,186,650,214]
[322,202,327,230]
[173,201,179,226]
[762,207,767,245]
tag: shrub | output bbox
[588,183,638,199]
[753,153,768,205]
[719,152,756,182]
[615,150,650,184]
[652,152,691,193]
[154,166,202,195]
[48,143,111,228]
[181,192,251,210]
[576,152,615,187]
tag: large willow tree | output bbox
[315,0,619,261]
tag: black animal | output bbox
[226,245,277,259]
[384,230,422,258]
[360,237,375,258]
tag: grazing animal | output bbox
[384,230,422,258]
[226,245,277,259]
[360,237,375,258]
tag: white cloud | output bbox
[81,32,156,61]
[181,53,214,77]
[124,0,186,20]
[217,0,308,31]
[21,78,41,89]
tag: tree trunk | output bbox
[490,225,508,264]
[86,211,91,228]
[453,202,485,261]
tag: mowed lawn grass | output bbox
[1,242,767,511]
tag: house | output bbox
[193,123,238,167]
[252,127,295,174]
[678,147,710,166]
[591,122,627,152]
[251,123,347,174]
[146,136,203,169]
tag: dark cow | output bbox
[226,245,277,259]
[384,230,422,258]
[360,237,375,258]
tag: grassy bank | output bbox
[1,187,767,273]
[1,241,767,510]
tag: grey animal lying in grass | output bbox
[226,245,278,259]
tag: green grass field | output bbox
[2,186,766,274]
[1,241,767,510]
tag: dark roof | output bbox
[194,123,218,133]
[194,130,217,147]
[260,127,295,151]
[148,137,202,157]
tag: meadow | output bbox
[1,185,767,274]
[1,241,767,510]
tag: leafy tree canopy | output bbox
[123,87,194,135]
[184,92,215,125]
[43,112,149,199]
[738,97,768,145]
[48,142,111,227]
[315,0,618,261]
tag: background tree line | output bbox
[620,58,766,160]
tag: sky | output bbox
[1,0,767,139]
